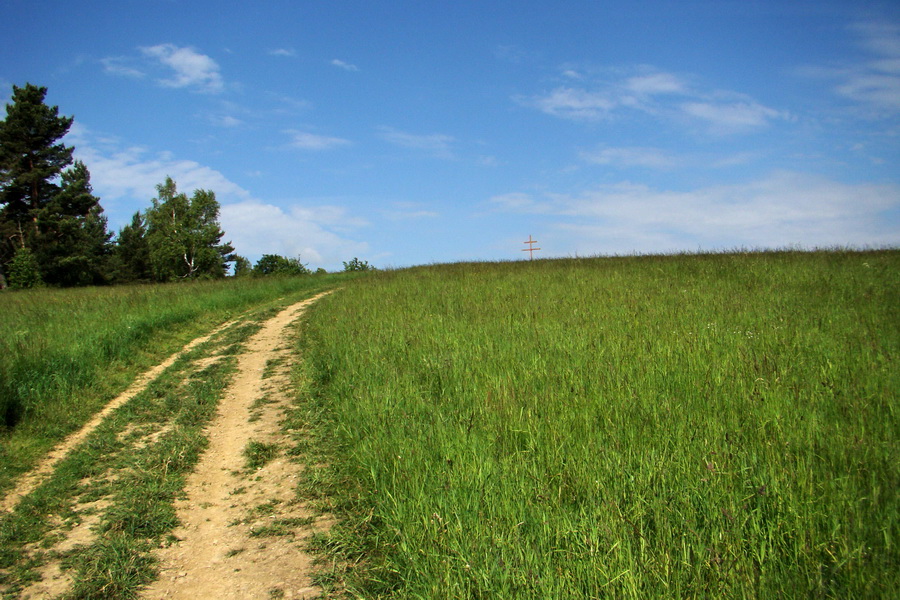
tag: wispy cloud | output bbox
[529,87,617,121]
[269,48,296,57]
[331,59,359,72]
[522,66,788,133]
[285,130,351,150]
[384,201,440,220]
[210,115,243,127]
[490,171,900,252]
[139,44,224,93]
[377,126,455,158]
[267,93,314,114]
[838,22,900,114]
[680,99,789,133]
[101,56,145,79]
[797,21,900,116]
[580,146,680,169]
[624,72,687,95]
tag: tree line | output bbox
[0,83,372,289]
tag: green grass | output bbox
[243,440,281,471]
[295,249,899,598]
[0,296,312,598]
[0,274,350,494]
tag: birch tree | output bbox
[145,177,234,281]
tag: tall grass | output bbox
[0,274,349,493]
[298,250,899,597]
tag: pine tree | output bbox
[0,83,114,287]
[0,84,74,271]
[7,246,41,289]
[110,211,152,283]
[34,160,112,285]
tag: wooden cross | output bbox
[522,235,541,260]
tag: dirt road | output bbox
[142,293,332,599]
[1,292,334,600]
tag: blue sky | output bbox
[2,0,898,270]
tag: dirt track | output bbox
[2,292,333,599]
[142,293,332,599]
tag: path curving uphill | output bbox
[1,291,335,600]
[141,291,333,600]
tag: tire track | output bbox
[141,291,333,599]
[1,319,236,514]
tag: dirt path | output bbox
[2,291,335,599]
[141,292,333,599]
[1,320,236,514]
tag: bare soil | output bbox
[3,293,334,600]
[141,293,333,600]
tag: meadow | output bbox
[296,250,899,598]
[0,273,349,493]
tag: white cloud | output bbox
[269,48,296,57]
[285,130,351,150]
[680,100,788,133]
[268,93,314,114]
[101,56,144,78]
[489,192,552,213]
[527,87,616,121]
[799,21,900,115]
[211,115,243,127]
[384,201,440,220]
[221,200,368,267]
[331,59,359,72]
[377,126,455,158]
[838,22,900,113]
[490,171,900,252]
[73,143,250,211]
[524,67,787,132]
[67,126,367,269]
[625,72,687,95]
[139,44,224,93]
[580,146,680,169]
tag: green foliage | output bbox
[253,253,310,276]
[243,439,280,471]
[33,160,112,286]
[7,246,41,290]
[0,83,74,238]
[110,211,152,283]
[232,255,252,277]
[299,250,900,598]
[342,257,373,272]
[0,84,112,287]
[145,177,235,282]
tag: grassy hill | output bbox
[1,249,896,597]
[295,249,898,598]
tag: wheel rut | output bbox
[142,292,333,600]
[1,291,334,600]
